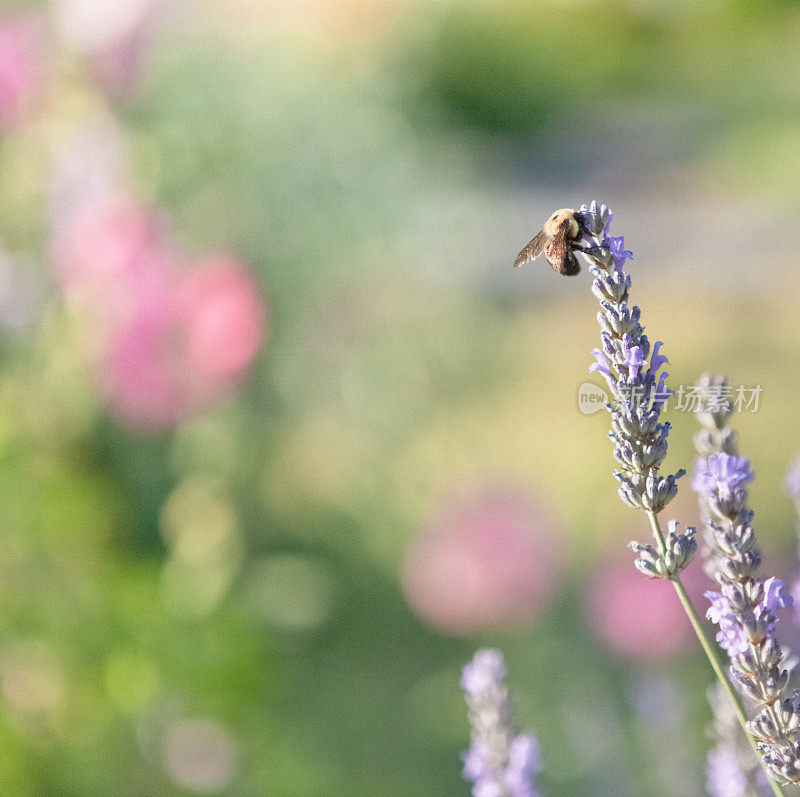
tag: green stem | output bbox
[646,511,786,797]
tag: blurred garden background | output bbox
[2,0,800,794]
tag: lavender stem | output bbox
[648,512,786,797]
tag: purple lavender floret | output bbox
[706,577,792,657]
[649,341,668,373]
[692,453,755,497]
[589,347,614,385]
[621,343,644,379]
[705,590,751,655]
[606,235,633,273]
[652,372,672,411]
[461,649,541,797]
[763,577,793,615]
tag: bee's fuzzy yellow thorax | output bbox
[544,208,579,239]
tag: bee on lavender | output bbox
[513,208,586,275]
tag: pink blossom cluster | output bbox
[55,197,267,431]
[402,485,565,634]
[0,9,49,131]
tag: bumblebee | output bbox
[513,208,585,275]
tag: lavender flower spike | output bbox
[578,201,694,576]
[694,375,740,580]
[693,404,800,787]
[573,209,783,794]
[461,649,541,797]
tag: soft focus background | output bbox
[1,1,800,794]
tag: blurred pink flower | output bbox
[402,484,565,635]
[55,198,267,431]
[54,193,267,431]
[89,19,153,99]
[181,257,267,392]
[0,10,49,131]
[100,283,185,432]
[586,552,707,660]
[54,198,173,328]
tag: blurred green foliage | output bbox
[405,0,800,165]
[0,1,799,794]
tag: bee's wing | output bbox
[546,223,569,273]
[513,230,547,268]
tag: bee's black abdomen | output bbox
[561,251,581,276]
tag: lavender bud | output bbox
[748,708,780,744]
[628,521,697,579]
[579,201,612,236]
